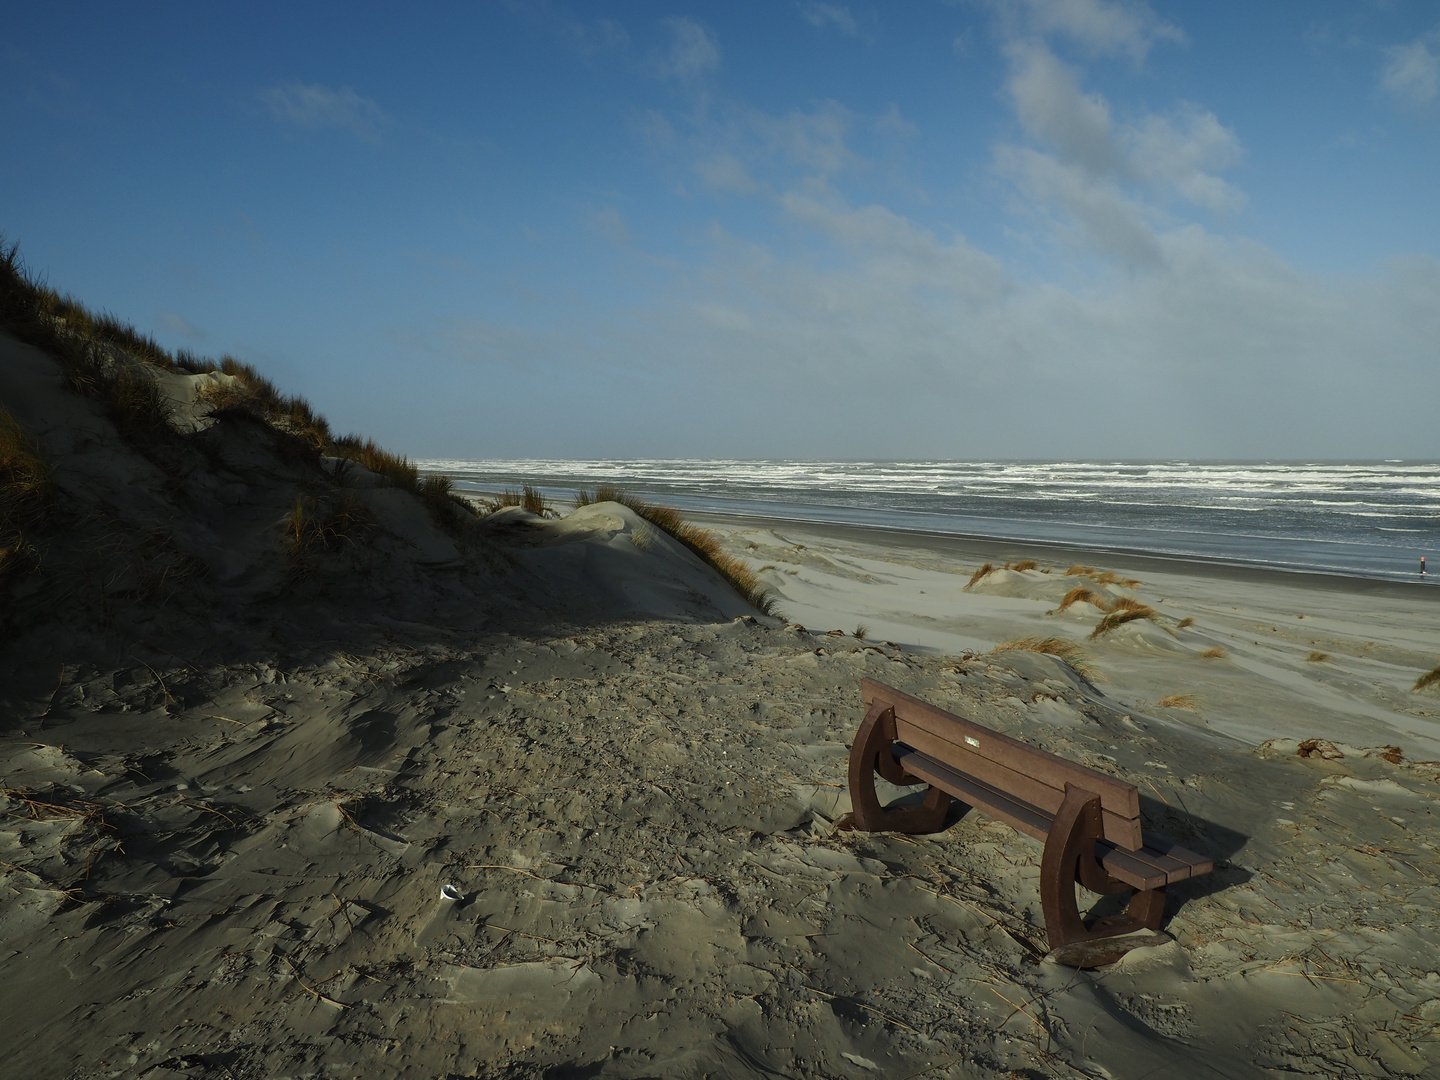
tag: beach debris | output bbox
[440,882,465,902]
[1296,739,1344,760]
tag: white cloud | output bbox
[1006,41,1126,176]
[1381,35,1439,107]
[799,3,859,37]
[695,153,758,194]
[1128,105,1245,213]
[653,16,721,82]
[994,0,1185,61]
[587,206,630,245]
[159,311,206,340]
[439,211,1440,457]
[997,41,1245,265]
[262,83,389,142]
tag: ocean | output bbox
[417,459,1440,584]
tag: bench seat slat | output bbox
[1095,844,1169,891]
[896,750,1052,843]
[899,749,1214,891]
[1142,832,1215,878]
[863,679,1141,821]
[892,724,1144,850]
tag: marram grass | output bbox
[0,239,473,533]
[991,636,1099,681]
[574,485,777,615]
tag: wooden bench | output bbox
[837,679,1213,962]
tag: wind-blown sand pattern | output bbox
[3,327,1440,1078]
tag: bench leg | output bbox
[837,702,951,833]
[1041,784,1166,953]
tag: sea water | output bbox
[418,459,1439,583]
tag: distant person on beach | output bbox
[1424,556,1428,576]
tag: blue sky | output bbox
[3,1,1437,459]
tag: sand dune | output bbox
[4,327,1440,1077]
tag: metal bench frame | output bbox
[838,679,1213,957]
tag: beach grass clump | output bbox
[1176,617,1195,628]
[1,241,180,447]
[0,407,51,590]
[854,624,869,641]
[965,562,996,590]
[574,485,777,615]
[1157,694,1197,709]
[1414,664,1440,692]
[2,240,474,533]
[1006,558,1039,572]
[1090,603,1158,638]
[1306,651,1330,663]
[1049,585,1107,614]
[481,485,556,518]
[1065,564,1140,589]
[1199,647,1227,659]
[991,636,1099,681]
[0,407,51,536]
[285,492,372,563]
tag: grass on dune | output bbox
[1200,647,1227,659]
[1415,664,1440,692]
[1090,602,1159,638]
[0,407,50,535]
[1065,565,1141,589]
[1,240,474,533]
[1157,694,1197,709]
[1049,585,1108,614]
[991,636,1100,681]
[480,485,555,517]
[0,407,50,589]
[574,485,777,615]
[965,562,996,590]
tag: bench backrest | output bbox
[862,678,1143,850]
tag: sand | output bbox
[4,329,1440,1077]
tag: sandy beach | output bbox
[4,321,1440,1078]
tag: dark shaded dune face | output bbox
[347,709,397,757]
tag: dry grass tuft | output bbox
[1306,651,1330,663]
[1157,694,1197,709]
[854,624,869,641]
[1,241,176,447]
[1,407,50,534]
[1006,559,1039,572]
[0,407,50,589]
[1064,564,1140,588]
[965,562,996,590]
[991,636,1099,681]
[481,485,555,518]
[574,486,777,615]
[1,239,474,534]
[1090,603,1158,638]
[1199,647,1227,659]
[1049,585,1105,614]
[1176,617,1195,629]
[285,493,372,563]
[1414,664,1440,692]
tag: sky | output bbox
[2,1,1438,460]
